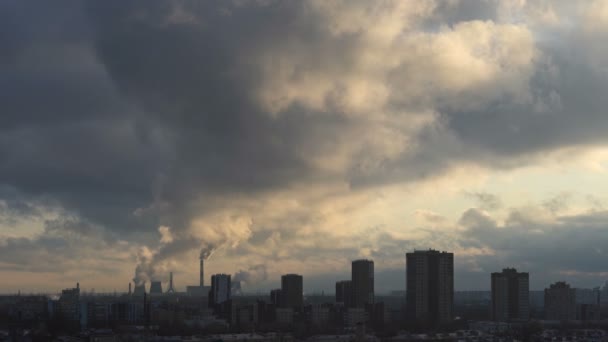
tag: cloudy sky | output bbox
[2,0,608,294]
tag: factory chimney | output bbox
[200,258,204,287]
[129,282,132,295]
[167,272,175,294]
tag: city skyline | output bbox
[3,1,608,294]
[4,252,608,296]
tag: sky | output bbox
[2,0,608,294]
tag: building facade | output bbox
[58,283,81,327]
[336,280,353,308]
[406,250,454,326]
[210,274,232,305]
[352,260,374,308]
[491,268,529,322]
[281,274,303,309]
[575,287,601,321]
[545,282,576,321]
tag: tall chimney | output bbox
[167,272,175,293]
[200,258,204,287]
[129,282,132,295]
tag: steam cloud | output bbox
[132,213,253,285]
[200,246,216,261]
[132,227,216,286]
[233,264,268,289]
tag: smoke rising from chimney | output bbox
[200,246,216,261]
[132,213,252,286]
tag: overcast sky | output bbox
[2,0,608,294]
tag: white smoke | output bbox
[233,264,268,288]
[132,212,253,285]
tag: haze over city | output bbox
[3,0,608,295]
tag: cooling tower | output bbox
[150,281,163,295]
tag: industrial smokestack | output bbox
[129,282,132,295]
[167,272,175,294]
[200,258,204,287]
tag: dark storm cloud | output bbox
[445,60,608,157]
[2,0,608,289]
[3,0,606,232]
[82,0,348,232]
[460,207,608,288]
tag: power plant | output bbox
[187,253,211,296]
[126,255,211,297]
[149,281,163,295]
[133,283,146,296]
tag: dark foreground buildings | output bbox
[406,250,454,328]
[335,280,352,308]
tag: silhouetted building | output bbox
[336,280,353,308]
[345,307,366,327]
[58,283,81,325]
[133,283,146,297]
[281,274,303,309]
[256,300,276,325]
[576,287,600,305]
[149,281,163,295]
[575,287,601,321]
[270,288,282,306]
[210,274,231,305]
[366,302,388,331]
[352,259,374,308]
[577,303,601,321]
[491,268,529,322]
[406,250,454,326]
[276,307,294,325]
[310,304,331,327]
[186,285,210,297]
[545,281,575,321]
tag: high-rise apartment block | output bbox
[406,250,454,326]
[281,274,303,309]
[491,268,529,322]
[210,274,231,305]
[59,283,81,324]
[336,280,353,308]
[352,259,374,308]
[544,281,576,321]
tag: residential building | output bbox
[352,260,374,308]
[544,281,576,321]
[336,280,352,308]
[491,268,529,322]
[210,274,231,305]
[406,250,454,326]
[281,274,303,309]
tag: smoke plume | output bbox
[233,264,268,289]
[132,227,215,285]
[200,246,216,260]
[132,212,253,285]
